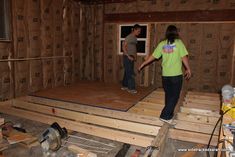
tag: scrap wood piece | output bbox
[12,100,160,136]
[143,123,170,157]
[26,96,163,126]
[0,106,154,147]
[68,145,97,157]
[168,129,218,146]
[7,130,34,144]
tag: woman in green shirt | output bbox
[138,25,191,124]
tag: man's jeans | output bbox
[122,55,135,90]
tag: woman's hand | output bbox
[128,55,134,61]
[138,63,145,72]
[184,69,191,80]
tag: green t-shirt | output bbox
[152,39,188,77]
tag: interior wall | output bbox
[79,4,103,81]
[105,0,235,13]
[101,0,235,92]
[0,0,81,100]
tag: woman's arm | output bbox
[138,55,156,71]
[182,56,191,80]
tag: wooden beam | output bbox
[185,95,220,101]
[187,91,220,97]
[168,129,218,146]
[134,102,164,110]
[104,10,235,23]
[183,102,220,111]
[180,106,220,117]
[25,96,163,126]
[128,108,161,117]
[148,124,170,157]
[184,98,220,106]
[141,98,164,104]
[176,112,218,125]
[0,106,154,147]
[12,100,160,136]
[174,120,219,135]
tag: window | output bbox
[118,24,149,56]
[0,0,11,41]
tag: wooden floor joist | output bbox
[24,96,163,126]
[12,100,160,136]
[169,129,218,146]
[174,120,219,135]
[185,95,220,101]
[176,112,219,125]
[180,106,220,117]
[0,105,154,147]
[183,102,220,111]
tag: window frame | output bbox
[117,23,150,56]
[0,0,11,41]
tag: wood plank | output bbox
[176,112,218,125]
[104,10,235,23]
[185,95,220,101]
[187,91,220,97]
[184,98,220,106]
[134,102,164,110]
[25,96,164,126]
[174,120,219,135]
[168,129,218,146]
[12,100,160,136]
[128,108,161,117]
[0,106,154,147]
[183,102,220,111]
[180,106,220,117]
[141,98,164,104]
[149,124,170,157]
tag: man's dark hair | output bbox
[165,25,179,44]
[133,24,141,30]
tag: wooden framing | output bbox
[0,104,154,147]
[169,129,218,146]
[12,99,160,136]
[0,89,222,153]
[104,10,235,23]
[24,96,163,126]
[174,120,219,135]
[176,112,218,125]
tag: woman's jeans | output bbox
[160,75,183,120]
